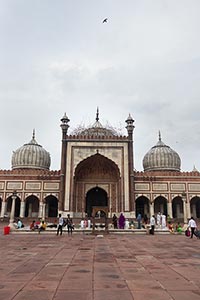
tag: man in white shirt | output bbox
[188,217,197,239]
[150,215,155,235]
[57,213,64,236]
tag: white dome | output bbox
[143,133,181,172]
[12,131,51,170]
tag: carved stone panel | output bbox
[170,183,185,191]
[7,182,23,190]
[188,184,200,191]
[44,182,59,190]
[25,182,41,190]
[153,183,168,191]
[135,183,149,191]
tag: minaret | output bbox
[60,113,70,211]
[125,114,135,214]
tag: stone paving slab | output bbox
[0,232,200,299]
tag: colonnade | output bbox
[136,196,200,222]
[0,197,58,219]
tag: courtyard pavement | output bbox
[0,230,200,300]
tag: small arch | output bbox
[25,195,39,218]
[135,196,150,218]
[45,195,58,218]
[154,196,167,216]
[172,196,183,219]
[190,196,200,218]
[86,187,108,217]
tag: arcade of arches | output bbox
[72,153,121,216]
[0,195,58,219]
[135,195,200,219]
[1,192,200,221]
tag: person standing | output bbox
[118,213,125,229]
[150,215,155,235]
[188,217,197,239]
[156,212,161,227]
[66,214,74,235]
[112,214,118,229]
[57,213,64,236]
[161,213,166,229]
[137,213,142,229]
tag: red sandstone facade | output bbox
[0,113,199,222]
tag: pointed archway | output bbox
[73,153,120,215]
[25,195,39,218]
[154,196,167,216]
[172,196,183,219]
[190,196,200,218]
[86,187,108,217]
[45,195,58,218]
[135,196,150,218]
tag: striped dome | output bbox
[143,133,181,172]
[12,131,51,170]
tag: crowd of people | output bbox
[11,212,199,238]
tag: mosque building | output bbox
[0,110,200,222]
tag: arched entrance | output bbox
[154,196,167,216]
[172,196,183,219]
[135,196,150,218]
[25,195,39,218]
[190,197,200,218]
[86,187,108,217]
[73,153,120,215]
[45,196,58,218]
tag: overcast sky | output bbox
[1,0,200,171]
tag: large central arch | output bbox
[72,153,121,215]
[86,187,108,217]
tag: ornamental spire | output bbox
[96,107,99,122]
[32,129,35,140]
[159,130,161,141]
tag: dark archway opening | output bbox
[154,196,167,216]
[190,197,200,218]
[25,195,39,218]
[86,187,108,217]
[135,196,150,218]
[45,196,58,218]
[172,197,183,218]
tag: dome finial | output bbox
[32,129,35,140]
[159,130,161,141]
[96,107,99,122]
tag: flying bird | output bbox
[102,18,108,23]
